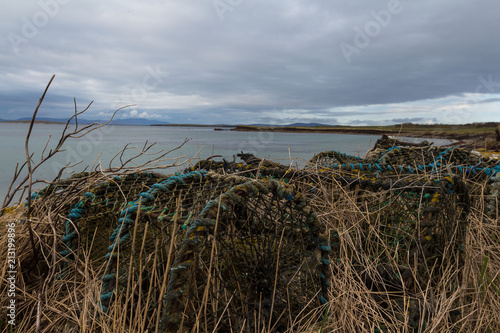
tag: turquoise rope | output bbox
[316,146,500,177]
[99,170,207,312]
[57,192,94,279]
[324,161,499,177]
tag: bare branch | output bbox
[40,134,52,160]
[73,98,78,132]
[1,82,135,212]
[1,76,190,219]
[21,74,55,268]
[25,74,56,211]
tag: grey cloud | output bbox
[1,0,499,124]
[471,98,500,105]
[348,117,439,126]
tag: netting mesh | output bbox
[61,172,167,269]
[310,141,500,177]
[185,146,480,330]
[98,171,254,311]
[161,179,329,332]
[327,175,470,324]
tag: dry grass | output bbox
[311,173,500,333]
[1,165,499,332]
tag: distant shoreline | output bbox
[2,121,498,150]
[0,120,65,124]
[151,124,235,128]
[231,124,500,150]
[151,123,500,150]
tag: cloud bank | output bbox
[1,0,499,125]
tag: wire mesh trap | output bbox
[188,151,477,331]
[161,179,330,332]
[326,175,470,330]
[99,171,254,313]
[309,140,500,178]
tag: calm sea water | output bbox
[0,123,450,202]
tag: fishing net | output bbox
[3,170,261,328]
[8,171,166,279]
[331,175,469,276]
[310,143,500,178]
[329,175,470,330]
[161,179,330,332]
[99,171,253,313]
[370,134,433,150]
[189,153,475,330]
[309,150,365,167]
[199,157,473,283]
[60,172,168,269]
[0,171,170,330]
[186,152,292,179]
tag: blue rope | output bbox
[317,146,500,178]
[466,160,483,174]
[324,159,500,178]
[100,170,207,311]
[57,192,94,279]
[377,146,401,163]
[434,147,454,163]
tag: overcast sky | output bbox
[1,0,500,125]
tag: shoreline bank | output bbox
[232,125,500,150]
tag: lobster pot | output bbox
[63,172,167,267]
[162,180,330,332]
[329,175,470,329]
[99,171,252,315]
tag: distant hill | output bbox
[1,117,332,127]
[249,122,334,127]
[151,123,233,127]
[286,122,335,127]
[108,118,168,126]
[0,117,169,126]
